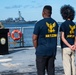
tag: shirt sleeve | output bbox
[75,29,76,36]
[33,22,40,35]
[59,23,65,32]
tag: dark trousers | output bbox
[36,56,55,75]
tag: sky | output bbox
[0,0,76,22]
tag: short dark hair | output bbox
[43,5,52,16]
[60,5,75,20]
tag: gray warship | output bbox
[0,11,37,24]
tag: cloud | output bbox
[24,5,30,8]
[30,5,43,8]
[24,5,42,9]
[5,7,11,9]
[5,3,43,9]
[12,5,22,8]
[5,5,22,9]
[24,3,43,9]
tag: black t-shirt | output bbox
[60,20,75,48]
[33,18,58,56]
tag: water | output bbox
[3,23,60,48]
[3,23,35,27]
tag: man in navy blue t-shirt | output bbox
[32,5,58,75]
[60,5,76,75]
[75,29,76,49]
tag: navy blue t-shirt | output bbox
[33,18,58,56]
[60,20,75,48]
[75,28,76,36]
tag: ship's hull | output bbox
[2,21,37,24]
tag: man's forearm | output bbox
[32,34,38,48]
[62,37,71,48]
[61,32,71,48]
[74,37,76,45]
[33,40,37,48]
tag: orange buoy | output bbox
[11,29,22,41]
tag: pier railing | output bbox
[6,26,34,48]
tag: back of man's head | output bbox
[60,5,75,20]
[43,5,52,17]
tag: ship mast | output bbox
[19,11,22,20]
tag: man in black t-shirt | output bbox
[32,5,58,75]
[60,5,76,75]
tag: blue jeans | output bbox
[36,56,55,75]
